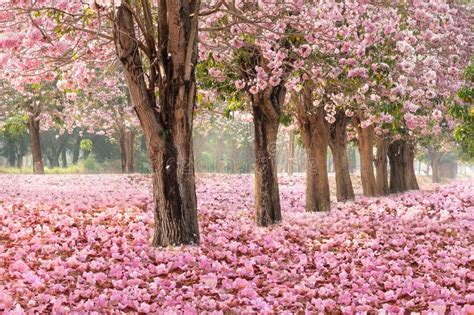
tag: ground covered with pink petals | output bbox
[1,174,473,314]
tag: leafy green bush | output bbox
[81,154,98,173]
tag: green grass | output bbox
[0,166,33,174]
[0,164,86,174]
[0,154,125,174]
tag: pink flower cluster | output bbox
[0,174,473,313]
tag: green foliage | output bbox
[458,86,474,103]
[0,165,84,174]
[44,164,85,174]
[80,139,93,152]
[449,60,474,160]
[81,154,99,172]
[1,114,28,139]
[462,62,474,82]
[279,113,293,127]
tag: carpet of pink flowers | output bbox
[0,174,473,314]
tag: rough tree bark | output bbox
[287,130,295,176]
[429,147,441,183]
[375,137,389,195]
[251,85,286,226]
[329,111,355,202]
[388,140,419,193]
[238,43,286,225]
[27,115,44,174]
[113,0,200,246]
[405,142,419,190]
[120,128,135,173]
[124,129,134,173]
[388,140,406,193]
[354,117,379,197]
[294,86,331,212]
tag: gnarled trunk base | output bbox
[114,2,200,247]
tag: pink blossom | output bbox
[235,80,245,90]
[297,44,312,58]
[249,85,259,95]
[347,67,368,79]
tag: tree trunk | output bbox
[229,142,238,173]
[429,148,441,183]
[388,140,407,193]
[7,147,16,167]
[329,112,354,202]
[49,155,60,168]
[119,129,126,172]
[388,140,419,193]
[120,128,135,173]
[61,148,68,168]
[287,130,295,176]
[294,87,331,212]
[27,115,44,174]
[16,153,23,168]
[440,161,458,179]
[300,145,307,172]
[405,142,419,190]
[72,135,81,164]
[354,119,379,196]
[305,141,331,212]
[48,134,68,169]
[215,136,224,173]
[375,137,389,195]
[252,88,284,226]
[424,161,430,176]
[124,129,135,173]
[114,1,200,246]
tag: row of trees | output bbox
[2,110,463,181]
[0,0,472,246]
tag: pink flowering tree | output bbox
[0,80,69,173]
[0,0,223,246]
[283,1,404,204]
[200,0,317,223]
[380,1,472,190]
[66,69,140,173]
[449,61,474,161]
